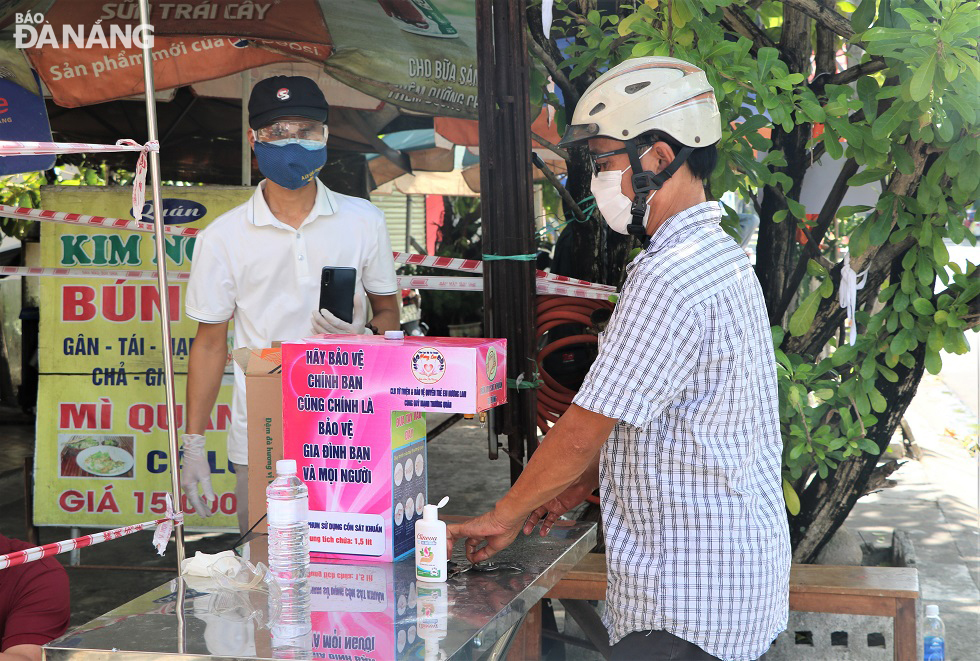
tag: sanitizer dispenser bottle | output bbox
[415,496,449,582]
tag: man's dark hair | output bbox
[639,131,718,182]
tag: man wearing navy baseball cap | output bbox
[181,76,400,531]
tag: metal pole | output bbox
[137,0,185,570]
[476,0,538,482]
[68,527,80,566]
[242,70,251,186]
[405,195,412,254]
[137,2,187,651]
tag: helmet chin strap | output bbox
[624,140,694,246]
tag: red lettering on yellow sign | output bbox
[62,284,180,323]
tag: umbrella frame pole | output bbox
[137,0,186,629]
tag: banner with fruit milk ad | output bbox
[13,0,478,118]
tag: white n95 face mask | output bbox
[589,147,653,235]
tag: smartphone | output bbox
[319,266,357,324]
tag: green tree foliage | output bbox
[528,0,979,561]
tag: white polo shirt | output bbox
[186,179,398,464]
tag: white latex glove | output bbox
[311,293,370,335]
[181,433,215,518]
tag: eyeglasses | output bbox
[255,120,327,144]
[588,147,631,176]
[588,143,657,176]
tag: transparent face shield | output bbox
[253,119,328,145]
[199,557,283,628]
[207,556,281,597]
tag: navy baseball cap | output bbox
[248,75,329,130]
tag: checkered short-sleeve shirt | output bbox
[573,202,791,661]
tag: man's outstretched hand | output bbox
[522,480,595,536]
[447,507,525,564]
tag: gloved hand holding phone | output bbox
[311,292,370,335]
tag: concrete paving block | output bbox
[919,561,980,602]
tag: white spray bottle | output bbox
[415,496,449,582]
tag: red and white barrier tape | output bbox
[0,139,159,231]
[0,139,154,156]
[394,252,481,273]
[393,252,614,292]
[537,280,617,300]
[0,266,616,300]
[398,275,483,291]
[0,495,182,570]
[0,204,199,236]
[535,270,616,292]
[122,139,159,223]
[0,266,189,281]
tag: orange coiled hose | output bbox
[535,295,613,505]
[534,295,614,435]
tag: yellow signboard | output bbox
[35,374,237,528]
[35,185,252,528]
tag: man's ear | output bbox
[247,129,256,150]
[649,141,676,174]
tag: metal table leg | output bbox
[478,613,527,661]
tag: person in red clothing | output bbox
[0,534,70,661]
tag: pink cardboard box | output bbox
[281,335,507,562]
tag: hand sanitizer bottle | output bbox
[415,496,449,582]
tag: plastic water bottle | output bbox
[271,581,313,659]
[266,459,310,583]
[923,604,945,660]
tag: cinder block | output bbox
[760,612,894,661]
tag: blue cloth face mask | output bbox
[253,139,327,190]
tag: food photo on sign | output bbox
[58,434,136,479]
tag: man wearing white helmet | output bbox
[449,57,789,661]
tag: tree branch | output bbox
[608,32,633,54]
[783,138,929,353]
[531,130,569,161]
[781,0,855,40]
[812,57,888,93]
[814,23,837,79]
[722,5,776,51]
[862,459,904,495]
[532,152,588,224]
[779,1,813,77]
[772,158,859,325]
[527,33,580,111]
[852,140,931,272]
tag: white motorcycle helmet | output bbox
[559,57,722,239]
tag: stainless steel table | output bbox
[44,519,596,661]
